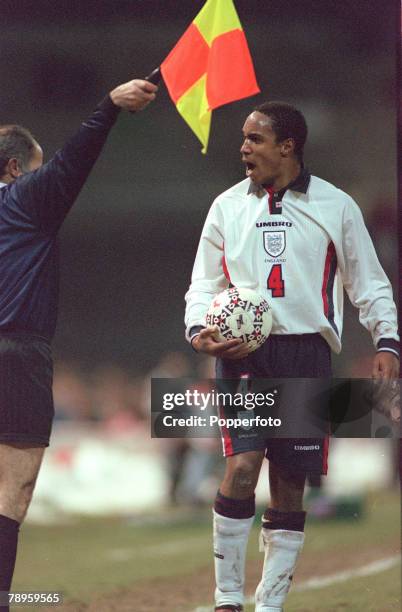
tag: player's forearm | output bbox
[341,199,399,350]
[184,292,212,342]
[185,271,229,341]
[348,277,399,347]
[352,288,399,351]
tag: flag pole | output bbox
[145,67,161,84]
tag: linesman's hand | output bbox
[110,79,158,112]
[192,326,250,360]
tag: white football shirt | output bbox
[185,173,399,355]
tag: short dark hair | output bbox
[0,125,37,177]
[254,101,308,160]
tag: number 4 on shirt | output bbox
[267,264,285,297]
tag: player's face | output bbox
[240,112,283,186]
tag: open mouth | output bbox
[245,161,256,176]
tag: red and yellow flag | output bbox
[161,0,260,153]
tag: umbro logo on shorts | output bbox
[294,445,320,451]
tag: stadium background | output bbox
[1,1,399,610]
[1,0,397,373]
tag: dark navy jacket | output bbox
[0,96,120,340]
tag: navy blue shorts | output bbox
[0,332,54,446]
[215,334,332,474]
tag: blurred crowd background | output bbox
[0,0,398,515]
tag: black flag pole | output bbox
[145,67,161,84]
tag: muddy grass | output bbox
[43,543,398,612]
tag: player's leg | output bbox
[254,461,306,612]
[0,443,45,611]
[214,450,265,612]
[220,450,265,499]
[253,333,331,610]
[214,356,270,611]
[268,460,306,510]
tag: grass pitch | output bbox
[13,489,400,611]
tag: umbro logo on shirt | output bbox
[256,221,292,228]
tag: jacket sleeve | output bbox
[7,96,120,234]
[339,195,399,351]
[184,198,229,341]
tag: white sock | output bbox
[213,510,254,608]
[255,528,305,611]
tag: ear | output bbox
[5,157,23,179]
[280,138,295,157]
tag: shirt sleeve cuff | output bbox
[189,325,205,352]
[376,338,400,359]
[98,95,122,119]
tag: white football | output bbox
[206,286,272,353]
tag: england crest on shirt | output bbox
[263,231,286,257]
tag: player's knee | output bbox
[274,463,306,489]
[228,460,259,496]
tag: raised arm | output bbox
[7,79,157,233]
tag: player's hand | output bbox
[110,79,158,111]
[192,326,250,360]
[371,352,400,423]
[371,352,399,380]
[388,385,400,423]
